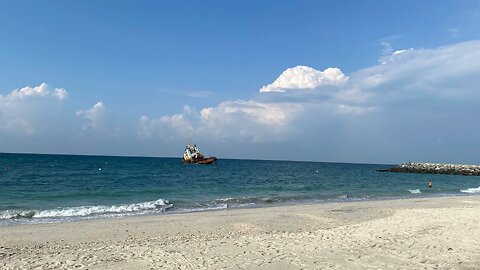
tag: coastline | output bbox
[1,195,479,269]
[1,192,474,226]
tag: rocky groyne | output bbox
[378,162,480,176]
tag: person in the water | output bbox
[428,180,432,188]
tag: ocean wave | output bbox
[211,194,312,207]
[210,194,371,207]
[408,189,421,194]
[460,186,480,194]
[0,198,172,220]
[176,204,228,213]
[212,196,276,205]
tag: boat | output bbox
[182,144,217,164]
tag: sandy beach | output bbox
[1,195,479,269]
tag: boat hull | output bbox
[183,156,217,164]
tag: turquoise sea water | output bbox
[1,153,479,224]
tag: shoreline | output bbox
[2,192,476,227]
[2,195,480,269]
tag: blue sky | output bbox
[1,1,480,163]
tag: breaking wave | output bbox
[460,186,480,194]
[208,194,369,208]
[408,189,422,194]
[0,198,172,220]
[210,194,314,208]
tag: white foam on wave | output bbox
[408,189,421,194]
[212,196,277,205]
[0,210,36,219]
[214,197,235,202]
[176,204,228,213]
[0,198,172,220]
[460,186,480,194]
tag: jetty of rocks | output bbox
[378,162,480,176]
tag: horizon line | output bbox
[0,151,395,166]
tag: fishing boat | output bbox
[183,144,217,164]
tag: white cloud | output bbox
[10,83,49,98]
[199,100,303,142]
[76,102,105,130]
[260,66,348,93]
[139,101,303,143]
[138,105,196,140]
[1,41,477,163]
[54,88,68,100]
[138,40,480,162]
[351,40,480,101]
[378,48,415,65]
[0,83,68,135]
[378,35,401,57]
[200,100,299,126]
[4,83,68,100]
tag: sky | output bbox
[1,0,480,164]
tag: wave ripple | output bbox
[460,186,480,194]
[0,198,172,220]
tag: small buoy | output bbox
[98,168,102,171]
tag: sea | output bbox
[1,153,479,225]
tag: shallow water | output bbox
[1,153,479,224]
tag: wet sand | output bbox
[1,195,480,269]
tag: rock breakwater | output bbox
[379,162,480,176]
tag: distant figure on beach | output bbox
[428,180,432,188]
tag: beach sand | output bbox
[1,196,479,269]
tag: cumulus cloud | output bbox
[54,88,68,100]
[138,105,196,140]
[76,102,106,130]
[5,83,68,100]
[201,100,299,126]
[3,41,477,163]
[139,101,303,143]
[259,66,348,93]
[139,40,480,163]
[198,100,303,142]
[0,83,68,135]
